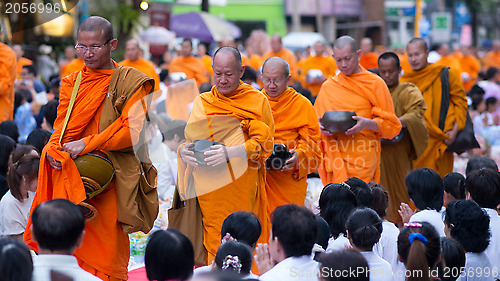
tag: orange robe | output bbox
[16,57,33,78]
[436,55,463,77]
[401,63,468,177]
[60,58,85,78]
[177,81,274,264]
[248,54,263,71]
[166,78,199,121]
[262,87,321,213]
[359,52,379,70]
[200,54,213,77]
[314,67,401,185]
[169,56,209,88]
[263,48,298,80]
[400,53,412,74]
[460,55,481,92]
[0,43,17,122]
[484,51,500,70]
[119,57,160,91]
[299,55,337,96]
[24,61,152,281]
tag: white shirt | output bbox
[373,221,405,280]
[457,252,496,281]
[259,255,319,281]
[33,254,102,281]
[326,233,350,253]
[360,251,394,281]
[409,209,446,237]
[483,208,500,269]
[0,190,35,237]
[154,143,178,201]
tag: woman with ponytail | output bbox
[0,145,39,239]
[397,222,441,281]
[346,208,393,281]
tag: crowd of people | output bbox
[0,14,499,281]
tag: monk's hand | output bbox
[179,143,198,167]
[281,149,298,171]
[255,243,274,275]
[318,117,332,136]
[398,203,415,223]
[444,122,459,146]
[204,144,229,166]
[62,140,85,159]
[46,153,62,170]
[345,116,378,135]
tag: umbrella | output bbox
[169,11,241,42]
[140,26,176,45]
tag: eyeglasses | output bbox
[262,77,287,85]
[75,38,112,54]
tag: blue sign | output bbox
[455,2,471,28]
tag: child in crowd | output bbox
[444,200,494,281]
[399,168,446,236]
[0,145,39,239]
[319,183,358,252]
[346,208,393,281]
[443,172,466,206]
[319,249,369,281]
[397,222,441,281]
[438,237,466,281]
[213,241,257,279]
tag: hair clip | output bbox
[221,233,237,244]
[340,182,351,189]
[222,255,242,273]
[408,232,428,245]
[403,222,422,228]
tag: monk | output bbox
[0,36,17,122]
[300,41,337,97]
[169,38,209,87]
[119,39,160,91]
[13,44,33,79]
[377,52,428,223]
[263,34,298,80]
[359,37,378,70]
[261,57,321,213]
[24,16,157,280]
[177,46,274,264]
[436,44,463,77]
[484,40,500,70]
[459,46,481,92]
[401,38,467,177]
[314,36,401,185]
[198,42,213,78]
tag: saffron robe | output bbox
[484,51,500,70]
[314,67,401,185]
[401,63,468,177]
[16,57,33,79]
[263,48,298,80]
[119,57,160,91]
[299,55,337,97]
[169,56,209,87]
[61,58,85,79]
[0,43,17,122]
[460,55,481,92]
[380,82,428,223]
[359,52,379,70]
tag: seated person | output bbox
[345,177,373,208]
[318,249,369,281]
[438,237,466,281]
[213,241,257,279]
[0,238,33,281]
[443,172,466,206]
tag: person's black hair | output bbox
[271,204,317,258]
[32,199,85,252]
[195,270,246,281]
[145,229,194,281]
[0,135,16,176]
[368,181,389,218]
[26,128,51,154]
[405,168,443,211]
[444,200,490,253]
[345,177,373,207]
[315,216,330,251]
[161,119,186,142]
[319,183,357,238]
[319,249,369,281]
[465,168,500,209]
[214,241,252,274]
[159,69,169,82]
[378,51,401,67]
[43,99,59,129]
[48,78,60,93]
[199,82,212,93]
[485,96,498,110]
[0,238,33,281]
[443,172,466,200]
[438,237,466,281]
[467,84,485,98]
[470,95,484,110]
[466,156,498,176]
[485,67,499,80]
[14,92,25,117]
[221,211,262,248]
[22,64,37,76]
[182,38,193,46]
[7,145,39,201]
[241,66,257,83]
[346,208,383,250]
[0,121,19,143]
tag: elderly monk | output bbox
[169,38,209,87]
[13,44,33,79]
[261,57,322,213]
[177,46,274,264]
[377,52,428,223]
[24,16,158,280]
[263,34,298,80]
[0,36,17,122]
[359,37,378,70]
[314,36,401,185]
[300,41,337,97]
[485,40,500,70]
[401,38,467,177]
[119,39,160,91]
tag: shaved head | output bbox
[407,37,428,52]
[212,46,245,96]
[78,16,113,41]
[261,57,290,97]
[334,36,358,53]
[360,37,373,53]
[213,46,242,69]
[270,34,283,53]
[262,57,289,77]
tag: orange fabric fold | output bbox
[177,81,274,264]
[359,52,379,70]
[314,67,401,185]
[16,57,32,78]
[262,87,322,213]
[0,43,17,122]
[299,55,337,96]
[61,58,85,79]
[169,56,209,87]
[460,55,481,92]
[119,57,160,91]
